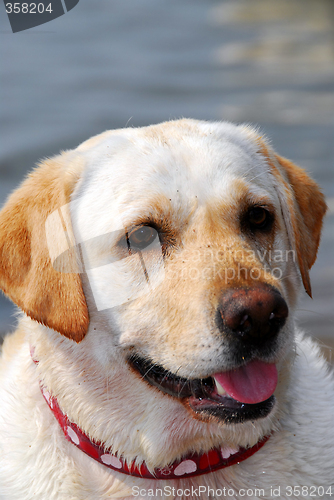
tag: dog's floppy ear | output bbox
[0,153,89,342]
[273,154,327,297]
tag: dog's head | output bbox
[0,119,327,468]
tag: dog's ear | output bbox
[274,154,327,297]
[0,153,89,342]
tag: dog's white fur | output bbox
[0,119,333,499]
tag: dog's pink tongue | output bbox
[214,360,277,404]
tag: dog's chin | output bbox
[128,355,276,425]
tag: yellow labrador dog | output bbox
[0,119,333,500]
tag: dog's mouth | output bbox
[128,356,277,424]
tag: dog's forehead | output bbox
[78,121,273,191]
[72,121,277,237]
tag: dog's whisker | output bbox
[295,308,324,317]
[177,364,200,397]
[142,363,160,380]
[247,171,267,182]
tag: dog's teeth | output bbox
[214,377,226,396]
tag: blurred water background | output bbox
[0,0,333,359]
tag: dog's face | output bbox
[0,119,326,469]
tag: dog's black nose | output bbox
[216,284,288,344]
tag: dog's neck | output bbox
[32,346,270,480]
[40,385,269,479]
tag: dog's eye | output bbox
[247,207,272,230]
[126,226,158,251]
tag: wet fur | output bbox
[0,119,333,499]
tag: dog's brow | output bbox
[124,215,171,233]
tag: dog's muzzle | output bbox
[129,284,288,424]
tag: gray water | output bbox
[1,0,333,357]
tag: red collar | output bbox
[40,387,269,479]
[32,350,270,479]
